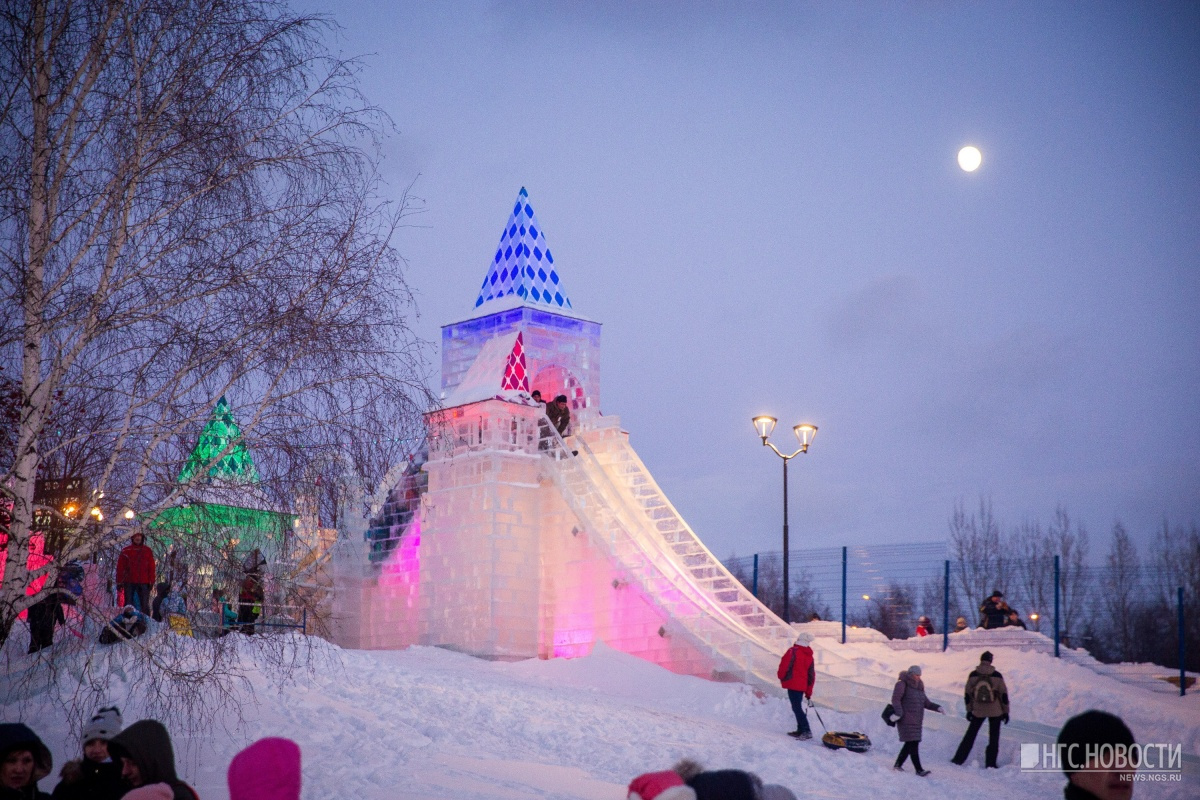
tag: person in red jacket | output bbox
[116,533,156,615]
[777,631,817,740]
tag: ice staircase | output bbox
[538,416,796,693]
[539,416,961,715]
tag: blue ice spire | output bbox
[474,187,572,311]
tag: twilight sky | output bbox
[294,1,1199,559]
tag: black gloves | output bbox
[966,711,975,721]
[1001,714,1009,724]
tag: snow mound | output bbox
[3,633,1196,799]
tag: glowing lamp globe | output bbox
[793,423,817,452]
[752,415,777,441]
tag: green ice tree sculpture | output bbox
[149,397,295,561]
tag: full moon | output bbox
[958,145,983,172]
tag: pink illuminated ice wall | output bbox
[334,188,730,682]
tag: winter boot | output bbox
[916,770,931,777]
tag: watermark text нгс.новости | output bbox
[1020,742,1182,779]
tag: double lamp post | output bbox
[752,416,817,624]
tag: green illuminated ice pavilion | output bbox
[147,397,295,552]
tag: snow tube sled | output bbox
[821,731,871,753]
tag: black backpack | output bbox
[973,676,996,706]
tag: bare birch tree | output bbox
[0,0,431,724]
[1100,520,1139,659]
[949,496,1005,623]
[1047,506,1089,642]
[1011,517,1053,622]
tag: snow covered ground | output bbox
[7,632,1198,800]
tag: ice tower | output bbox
[338,188,798,692]
[441,187,600,419]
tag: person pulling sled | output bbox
[777,632,816,740]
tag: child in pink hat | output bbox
[227,738,301,800]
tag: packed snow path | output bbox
[10,636,1197,799]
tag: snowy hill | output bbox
[6,634,1198,799]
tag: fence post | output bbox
[943,559,950,653]
[752,553,759,598]
[1054,555,1061,658]
[1179,586,1186,697]
[303,606,308,636]
[841,545,847,645]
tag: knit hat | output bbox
[794,632,814,645]
[82,706,123,743]
[1057,711,1135,774]
[991,589,1003,598]
[907,665,922,676]
[123,784,173,800]
[229,737,302,800]
[628,770,696,800]
[980,651,994,662]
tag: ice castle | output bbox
[331,188,797,690]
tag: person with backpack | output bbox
[106,720,197,800]
[890,665,944,776]
[951,650,1010,768]
[776,631,816,740]
[26,562,84,654]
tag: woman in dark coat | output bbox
[106,721,197,800]
[0,723,53,800]
[890,665,944,776]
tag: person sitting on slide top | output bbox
[979,590,1009,629]
[99,606,148,644]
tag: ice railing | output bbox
[537,417,793,689]
[427,402,543,459]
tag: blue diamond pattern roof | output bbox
[474,188,573,311]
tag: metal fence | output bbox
[724,543,1196,695]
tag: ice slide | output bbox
[540,416,896,709]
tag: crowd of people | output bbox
[24,533,273,654]
[1,656,1141,800]
[767,613,1138,799]
[0,710,300,800]
[624,704,1137,800]
[910,589,1031,639]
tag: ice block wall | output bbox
[442,307,602,417]
[418,399,720,675]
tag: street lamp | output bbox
[752,416,817,623]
